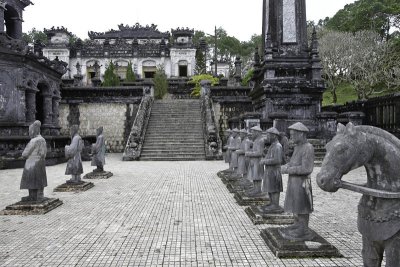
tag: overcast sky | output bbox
[23,0,356,42]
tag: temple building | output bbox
[42,24,197,85]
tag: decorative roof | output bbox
[88,23,170,40]
[44,26,73,38]
[171,27,194,37]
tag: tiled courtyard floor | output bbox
[0,154,376,266]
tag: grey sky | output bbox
[23,0,356,41]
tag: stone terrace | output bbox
[0,154,377,266]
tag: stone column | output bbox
[42,94,53,125]
[52,96,60,127]
[317,112,338,140]
[25,89,37,123]
[9,17,23,39]
[338,112,365,126]
[270,112,288,133]
[0,5,5,33]
[142,79,154,97]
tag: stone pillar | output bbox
[270,112,288,133]
[338,112,365,126]
[200,80,211,96]
[42,94,53,125]
[9,17,23,39]
[317,112,338,140]
[142,79,154,97]
[52,96,60,127]
[0,5,5,33]
[25,89,37,123]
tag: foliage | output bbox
[22,28,47,45]
[326,0,400,41]
[189,74,219,97]
[241,69,254,86]
[153,66,168,99]
[102,61,120,87]
[125,61,136,82]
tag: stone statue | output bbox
[317,123,400,266]
[91,126,106,172]
[279,132,290,164]
[236,129,250,177]
[224,129,233,164]
[65,124,84,184]
[228,128,240,172]
[260,127,283,213]
[20,120,47,202]
[245,126,265,197]
[279,122,314,241]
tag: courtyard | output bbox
[0,154,372,266]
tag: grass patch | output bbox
[323,83,358,106]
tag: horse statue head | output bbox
[317,122,400,196]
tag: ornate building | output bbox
[42,24,197,86]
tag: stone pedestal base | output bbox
[245,206,294,225]
[234,191,270,206]
[260,228,342,258]
[226,179,253,194]
[0,198,63,215]
[83,171,113,179]
[217,169,232,179]
[54,181,94,192]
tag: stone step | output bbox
[140,157,205,161]
[142,149,205,154]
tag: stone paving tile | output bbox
[0,154,380,266]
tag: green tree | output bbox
[125,61,136,82]
[22,28,47,45]
[326,0,400,41]
[241,69,254,86]
[153,66,168,99]
[189,74,219,97]
[102,61,120,87]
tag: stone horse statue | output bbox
[317,122,400,266]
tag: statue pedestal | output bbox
[0,198,63,215]
[245,206,294,225]
[218,171,241,185]
[234,191,270,206]
[84,171,113,179]
[260,228,342,258]
[54,181,94,192]
[226,178,253,194]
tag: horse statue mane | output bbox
[355,125,400,151]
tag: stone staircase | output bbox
[140,99,206,161]
[308,139,327,166]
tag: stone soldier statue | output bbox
[228,128,240,173]
[244,131,253,177]
[224,129,233,164]
[279,132,290,164]
[279,122,315,240]
[260,127,283,213]
[236,129,250,177]
[65,124,84,184]
[20,120,47,202]
[245,126,265,197]
[91,126,106,172]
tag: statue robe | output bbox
[65,134,84,175]
[247,136,265,181]
[283,142,314,214]
[20,135,47,189]
[91,134,106,168]
[262,141,283,193]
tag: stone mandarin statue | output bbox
[20,120,47,202]
[280,122,315,241]
[245,126,265,197]
[260,127,284,213]
[236,129,250,177]
[65,124,84,184]
[224,129,233,164]
[317,123,400,266]
[91,126,106,172]
[228,128,240,173]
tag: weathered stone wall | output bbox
[59,103,134,152]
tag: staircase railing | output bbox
[122,95,154,160]
[200,82,223,160]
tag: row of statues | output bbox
[19,121,107,203]
[224,122,314,241]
